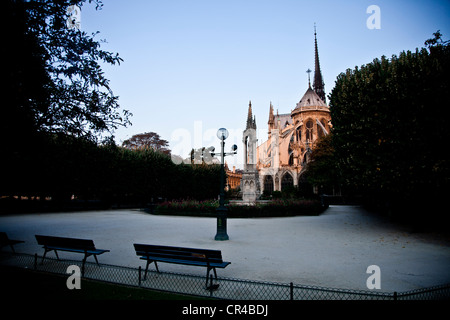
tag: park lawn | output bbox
[0,266,208,300]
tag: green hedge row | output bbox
[1,133,221,211]
[151,199,327,218]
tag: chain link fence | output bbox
[1,252,449,300]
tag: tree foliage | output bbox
[1,133,221,212]
[122,132,171,155]
[329,32,450,217]
[2,0,222,212]
[5,0,131,143]
[305,134,340,193]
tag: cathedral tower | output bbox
[255,26,331,196]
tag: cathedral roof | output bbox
[295,85,328,109]
[274,113,292,129]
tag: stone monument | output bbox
[241,101,260,204]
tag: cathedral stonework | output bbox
[245,28,332,199]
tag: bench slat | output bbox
[0,232,25,245]
[135,250,223,264]
[134,244,221,255]
[139,255,230,268]
[43,246,109,255]
[36,235,97,251]
[0,232,25,253]
[35,235,110,274]
[134,243,231,285]
[135,243,231,287]
[134,244,224,262]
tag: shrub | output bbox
[228,199,326,218]
[154,200,219,216]
[272,191,282,199]
[153,198,327,218]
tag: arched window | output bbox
[264,175,274,194]
[289,154,294,166]
[306,120,314,142]
[296,126,302,142]
[281,173,293,191]
[288,134,294,166]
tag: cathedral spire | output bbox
[268,102,275,129]
[313,24,326,103]
[246,100,256,129]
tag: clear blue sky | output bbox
[81,0,450,168]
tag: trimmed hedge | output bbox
[229,199,327,218]
[1,132,221,212]
[152,199,327,218]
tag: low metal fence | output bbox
[1,252,449,300]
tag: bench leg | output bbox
[41,250,47,264]
[81,253,97,276]
[41,248,59,264]
[144,260,159,280]
[82,255,89,277]
[206,267,218,288]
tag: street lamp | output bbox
[217,127,229,141]
[214,128,237,241]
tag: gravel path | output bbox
[1,205,449,292]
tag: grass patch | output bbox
[0,266,208,300]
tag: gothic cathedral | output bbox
[243,27,332,198]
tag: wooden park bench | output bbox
[134,244,231,287]
[0,232,25,253]
[35,235,110,273]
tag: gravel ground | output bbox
[1,205,449,292]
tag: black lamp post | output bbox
[214,128,237,241]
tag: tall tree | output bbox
[329,32,450,217]
[4,0,131,142]
[122,132,171,155]
[305,134,340,194]
[4,0,51,140]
